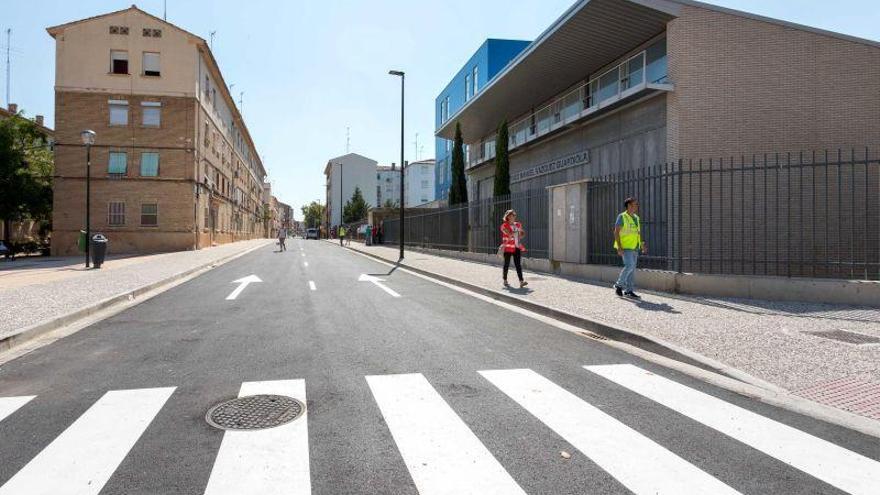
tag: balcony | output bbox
[466,40,671,170]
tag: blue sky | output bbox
[3,1,879,216]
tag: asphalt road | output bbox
[0,238,878,494]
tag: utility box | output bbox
[548,180,589,264]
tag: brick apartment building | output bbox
[47,6,268,255]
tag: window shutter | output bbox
[143,52,160,76]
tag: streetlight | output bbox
[80,129,96,268]
[389,69,405,260]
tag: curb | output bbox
[0,240,272,354]
[336,241,784,392]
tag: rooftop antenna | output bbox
[5,28,10,108]
[346,127,350,153]
[209,30,216,51]
[239,91,244,115]
[163,0,167,20]
[413,132,419,161]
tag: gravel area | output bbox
[351,243,880,393]
[0,239,272,339]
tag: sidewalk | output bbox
[0,239,273,342]
[345,242,880,420]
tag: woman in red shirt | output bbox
[500,209,528,288]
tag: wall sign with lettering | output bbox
[510,150,590,183]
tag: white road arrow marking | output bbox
[358,273,400,298]
[226,275,262,300]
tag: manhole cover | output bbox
[805,330,880,345]
[206,394,305,430]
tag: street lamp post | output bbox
[389,70,405,260]
[80,130,96,268]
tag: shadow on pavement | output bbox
[369,263,400,277]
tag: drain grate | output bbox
[207,394,305,430]
[793,377,880,421]
[805,330,880,345]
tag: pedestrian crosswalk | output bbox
[1,365,879,495]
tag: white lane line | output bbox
[303,261,309,268]
[586,364,880,495]
[308,281,316,291]
[0,387,175,495]
[0,396,35,423]
[480,369,740,495]
[366,373,525,495]
[204,380,310,495]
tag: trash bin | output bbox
[90,233,108,268]
[77,230,87,252]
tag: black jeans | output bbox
[503,248,523,281]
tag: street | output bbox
[0,238,878,495]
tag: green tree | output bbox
[300,201,325,228]
[0,112,53,240]
[382,198,399,209]
[448,122,468,205]
[343,186,369,223]
[493,120,510,197]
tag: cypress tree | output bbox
[448,122,468,205]
[493,120,510,197]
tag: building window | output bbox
[646,38,668,84]
[142,52,160,76]
[465,74,471,101]
[141,203,158,226]
[109,100,128,125]
[472,66,479,94]
[108,152,127,174]
[421,180,429,189]
[108,202,125,226]
[140,152,159,176]
[110,50,129,74]
[421,165,429,173]
[141,101,161,127]
[445,96,450,121]
[109,26,129,35]
[142,28,162,38]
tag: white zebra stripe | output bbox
[586,364,880,495]
[480,368,741,495]
[0,387,175,495]
[366,373,526,495]
[203,380,311,495]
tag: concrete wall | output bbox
[466,93,667,196]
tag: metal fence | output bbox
[384,149,880,280]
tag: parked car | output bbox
[306,228,319,240]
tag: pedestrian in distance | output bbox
[338,225,346,246]
[499,209,528,288]
[277,227,287,251]
[613,197,647,299]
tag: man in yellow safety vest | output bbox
[613,197,647,298]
